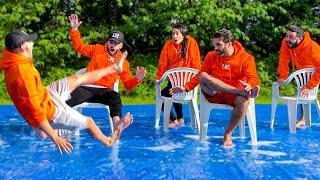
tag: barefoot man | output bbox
[0,29,133,153]
[198,29,259,147]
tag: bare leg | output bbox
[200,72,249,98]
[86,112,133,147]
[68,51,128,92]
[223,96,250,147]
[296,104,306,127]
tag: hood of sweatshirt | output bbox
[0,48,32,70]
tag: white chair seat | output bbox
[270,68,320,133]
[57,68,118,136]
[155,68,200,132]
[199,89,258,145]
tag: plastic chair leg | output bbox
[239,118,245,138]
[163,98,172,132]
[155,99,163,129]
[315,99,320,118]
[270,98,278,129]
[189,100,200,132]
[302,103,312,127]
[106,106,114,133]
[199,105,210,142]
[246,107,258,145]
[287,100,297,133]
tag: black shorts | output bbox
[66,86,122,118]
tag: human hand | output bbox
[68,14,82,30]
[169,86,186,95]
[52,136,73,154]
[239,80,252,92]
[300,86,310,98]
[135,66,147,81]
[277,78,286,85]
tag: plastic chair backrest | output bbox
[283,68,319,101]
[158,68,199,101]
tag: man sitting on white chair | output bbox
[173,29,260,147]
[66,14,147,129]
[277,23,320,128]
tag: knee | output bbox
[199,72,209,82]
[235,96,250,108]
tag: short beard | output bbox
[287,38,301,49]
[287,42,299,48]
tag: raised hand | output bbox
[68,14,82,30]
[135,66,147,81]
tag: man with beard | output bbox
[277,23,320,127]
[171,29,259,147]
[0,29,133,153]
[67,14,146,129]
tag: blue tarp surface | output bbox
[0,104,320,179]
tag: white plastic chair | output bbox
[270,68,320,133]
[199,88,258,145]
[155,67,200,132]
[57,68,119,136]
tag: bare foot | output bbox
[296,118,306,128]
[168,119,184,128]
[114,112,133,137]
[168,120,178,128]
[114,51,128,73]
[223,134,234,148]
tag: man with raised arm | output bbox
[0,29,133,154]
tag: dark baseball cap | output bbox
[5,29,38,50]
[108,31,124,44]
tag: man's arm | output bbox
[120,61,146,90]
[278,39,291,84]
[39,120,73,154]
[68,14,96,58]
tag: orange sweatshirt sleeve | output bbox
[70,29,97,58]
[242,55,260,88]
[19,71,47,127]
[278,38,291,80]
[120,60,141,90]
[184,37,201,91]
[201,52,214,74]
[156,41,170,80]
[306,43,320,88]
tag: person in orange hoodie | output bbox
[0,29,133,154]
[66,14,146,129]
[156,23,201,128]
[278,23,320,128]
[174,29,259,147]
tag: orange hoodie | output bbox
[70,30,140,90]
[0,49,56,127]
[156,35,201,91]
[201,41,259,89]
[278,31,320,88]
